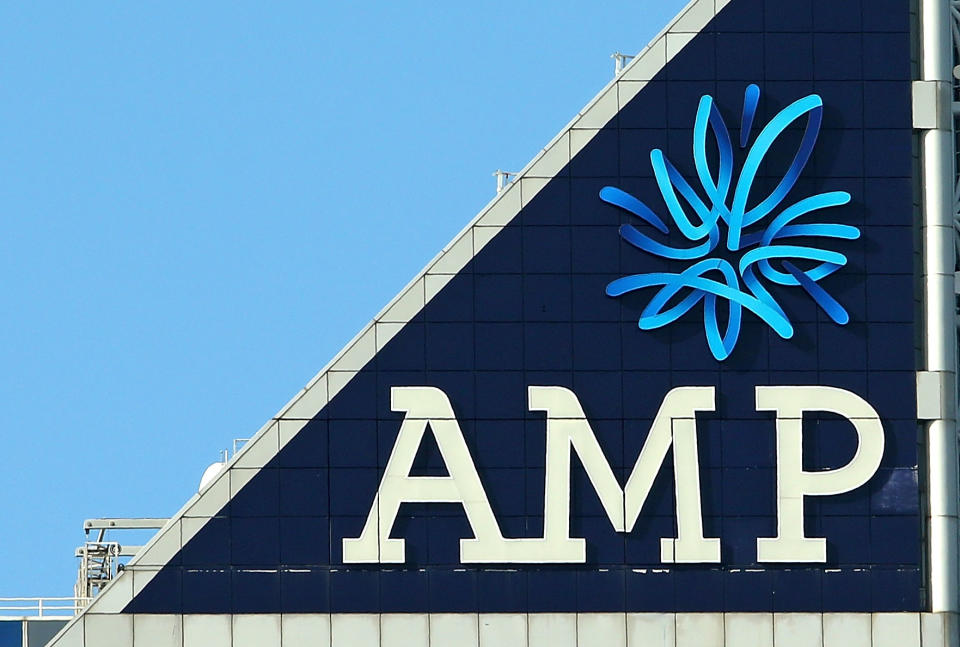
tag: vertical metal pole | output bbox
[921,0,960,618]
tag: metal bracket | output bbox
[912,80,953,130]
[917,370,956,420]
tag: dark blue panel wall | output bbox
[0,622,21,647]
[126,0,920,615]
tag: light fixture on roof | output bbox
[493,169,517,193]
[611,51,635,75]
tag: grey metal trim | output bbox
[920,0,960,620]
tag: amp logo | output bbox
[343,385,884,565]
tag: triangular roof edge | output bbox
[268,0,719,424]
[49,0,723,639]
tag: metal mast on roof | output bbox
[611,51,635,75]
[493,170,516,193]
[74,518,167,608]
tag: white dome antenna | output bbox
[198,449,228,492]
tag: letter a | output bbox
[343,386,516,563]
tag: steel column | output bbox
[921,0,960,618]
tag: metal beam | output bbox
[83,518,167,532]
[74,545,143,558]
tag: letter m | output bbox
[529,385,720,564]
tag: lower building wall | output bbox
[0,619,68,647]
[54,612,957,647]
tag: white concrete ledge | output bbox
[49,612,955,647]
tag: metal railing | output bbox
[0,597,91,617]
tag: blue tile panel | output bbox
[125,0,920,615]
[0,622,21,647]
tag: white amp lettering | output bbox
[342,384,885,565]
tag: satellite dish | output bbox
[198,461,226,492]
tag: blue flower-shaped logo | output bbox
[604,84,858,361]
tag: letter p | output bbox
[755,386,885,563]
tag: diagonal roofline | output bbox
[258,0,725,426]
[49,0,727,640]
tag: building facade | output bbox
[48,0,960,645]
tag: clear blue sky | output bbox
[0,1,688,596]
